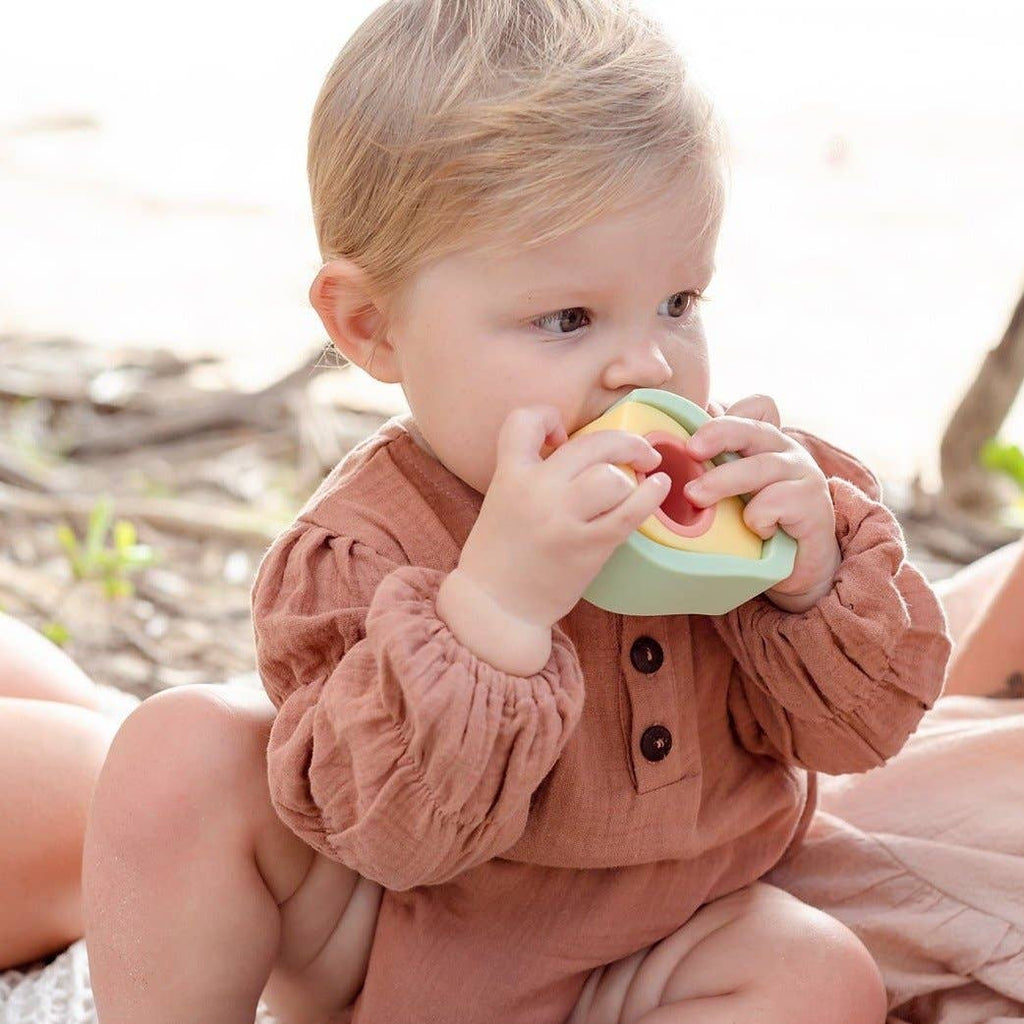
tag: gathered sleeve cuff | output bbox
[251,522,585,889]
[710,432,951,774]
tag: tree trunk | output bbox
[940,284,1024,512]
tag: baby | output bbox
[82,1,952,1022]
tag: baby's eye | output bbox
[658,291,701,318]
[531,307,591,335]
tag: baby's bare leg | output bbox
[0,696,114,967]
[932,539,1023,648]
[569,882,885,1024]
[0,611,106,710]
[83,684,381,1024]
[936,539,1024,696]
[0,614,115,967]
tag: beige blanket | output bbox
[770,695,1024,1023]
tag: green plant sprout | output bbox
[55,496,159,599]
[39,621,71,647]
[981,438,1024,493]
[978,438,1024,530]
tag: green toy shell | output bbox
[581,388,798,616]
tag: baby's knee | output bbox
[87,684,272,858]
[770,897,886,1024]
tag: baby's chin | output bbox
[441,449,492,498]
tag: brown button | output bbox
[639,725,673,762]
[630,636,664,674]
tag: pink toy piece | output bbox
[635,429,716,538]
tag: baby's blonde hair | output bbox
[309,0,723,332]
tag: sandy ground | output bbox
[1,0,1023,484]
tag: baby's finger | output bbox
[706,399,727,418]
[594,471,672,540]
[496,405,569,466]
[568,462,642,521]
[686,415,790,462]
[741,478,817,540]
[545,429,661,480]
[684,451,800,508]
[721,394,781,427]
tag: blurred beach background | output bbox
[1,0,1022,485]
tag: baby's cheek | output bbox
[692,368,712,410]
[685,340,712,406]
[459,433,503,495]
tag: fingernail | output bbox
[653,472,671,488]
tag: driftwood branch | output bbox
[940,284,1024,512]
[0,442,57,492]
[0,348,217,409]
[64,348,341,457]
[0,482,286,546]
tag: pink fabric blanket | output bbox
[8,683,1016,1023]
[770,695,1024,1023]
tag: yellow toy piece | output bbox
[573,400,762,560]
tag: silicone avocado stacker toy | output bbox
[571,388,797,616]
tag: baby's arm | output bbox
[251,523,585,891]
[252,406,670,891]
[709,429,952,774]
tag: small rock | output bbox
[155,665,214,688]
[108,651,154,686]
[180,619,213,644]
[143,613,169,639]
[88,367,144,405]
[145,568,189,598]
[223,550,251,585]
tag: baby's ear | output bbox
[308,260,401,384]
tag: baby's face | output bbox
[389,175,720,495]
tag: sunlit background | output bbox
[2,0,1022,485]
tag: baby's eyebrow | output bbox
[513,284,604,306]
[515,274,712,307]
[509,254,716,306]
[683,259,716,283]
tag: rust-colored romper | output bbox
[251,413,950,1024]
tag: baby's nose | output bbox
[607,339,672,389]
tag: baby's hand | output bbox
[683,395,841,614]
[451,404,669,632]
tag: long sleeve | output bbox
[710,431,952,775]
[251,522,586,889]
